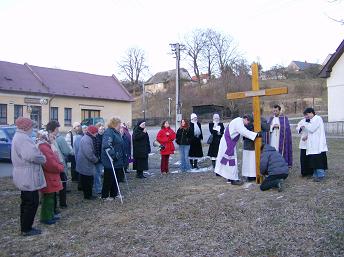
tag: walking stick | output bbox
[105,149,123,204]
[123,167,130,192]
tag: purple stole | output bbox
[220,127,240,166]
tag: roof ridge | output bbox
[24,62,49,90]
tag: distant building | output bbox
[145,68,192,94]
[191,73,210,84]
[0,61,133,131]
[288,60,321,72]
[319,39,344,122]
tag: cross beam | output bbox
[227,63,288,184]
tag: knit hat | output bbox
[87,125,98,134]
[136,119,146,127]
[191,113,197,120]
[15,117,33,131]
[73,122,81,129]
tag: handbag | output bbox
[207,134,213,144]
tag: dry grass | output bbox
[0,137,343,257]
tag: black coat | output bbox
[132,126,151,171]
[189,122,203,158]
[207,122,224,157]
[176,127,192,145]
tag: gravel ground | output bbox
[0,138,343,257]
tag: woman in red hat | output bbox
[156,120,176,174]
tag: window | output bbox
[0,104,7,125]
[64,108,72,126]
[50,107,58,121]
[14,105,23,121]
[81,109,100,120]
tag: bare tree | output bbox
[118,47,148,95]
[183,29,207,83]
[211,31,239,75]
[201,29,217,79]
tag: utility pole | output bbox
[170,43,184,130]
[168,97,172,118]
[142,81,146,120]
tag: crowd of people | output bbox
[11,105,328,236]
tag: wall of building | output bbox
[145,83,166,94]
[327,53,344,122]
[0,92,132,131]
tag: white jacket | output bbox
[304,115,328,155]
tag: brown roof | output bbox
[0,61,133,102]
[319,39,344,78]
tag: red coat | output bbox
[156,127,176,155]
[38,143,64,194]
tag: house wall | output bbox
[327,53,344,122]
[145,83,166,94]
[0,92,132,131]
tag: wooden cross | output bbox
[227,63,288,184]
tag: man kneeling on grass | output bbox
[260,144,289,192]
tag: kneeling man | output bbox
[260,144,289,192]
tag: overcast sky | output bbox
[0,0,343,79]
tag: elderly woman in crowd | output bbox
[11,117,46,236]
[76,125,99,200]
[93,122,105,195]
[46,120,72,210]
[36,130,64,225]
[101,117,126,200]
[132,120,151,179]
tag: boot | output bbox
[189,160,194,169]
[136,170,146,179]
[194,160,199,169]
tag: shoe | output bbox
[21,228,42,236]
[40,219,56,225]
[277,179,285,192]
[85,196,97,200]
[102,197,114,201]
[231,180,244,186]
[313,177,324,182]
[53,214,61,220]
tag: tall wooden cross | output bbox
[227,63,288,184]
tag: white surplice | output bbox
[296,118,308,150]
[304,115,328,155]
[242,150,256,177]
[215,117,257,180]
[269,116,280,151]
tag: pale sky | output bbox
[0,0,343,79]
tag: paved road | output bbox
[0,161,12,177]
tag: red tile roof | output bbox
[0,61,133,102]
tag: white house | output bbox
[319,39,344,122]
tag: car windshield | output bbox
[4,127,16,139]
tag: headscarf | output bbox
[213,113,220,126]
[191,113,201,137]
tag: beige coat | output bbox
[11,129,47,191]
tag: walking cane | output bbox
[105,149,123,204]
[123,167,130,192]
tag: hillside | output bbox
[132,77,326,125]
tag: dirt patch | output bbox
[0,138,343,257]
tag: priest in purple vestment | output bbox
[267,105,292,167]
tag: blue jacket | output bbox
[101,128,126,169]
[260,144,289,176]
